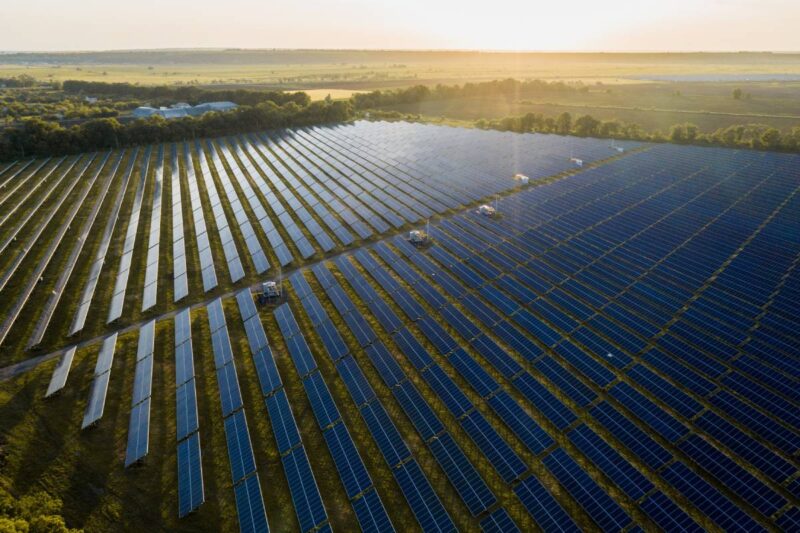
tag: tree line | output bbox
[473,111,800,152]
[61,80,311,107]
[351,78,586,109]
[0,99,352,160]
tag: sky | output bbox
[3,0,799,52]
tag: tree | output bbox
[733,88,743,100]
[670,124,686,142]
[573,115,600,137]
[555,112,572,135]
[761,128,782,150]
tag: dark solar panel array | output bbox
[125,320,155,466]
[273,300,390,531]
[206,298,269,532]
[371,142,799,531]
[81,333,118,429]
[174,308,204,518]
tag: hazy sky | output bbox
[3,0,798,52]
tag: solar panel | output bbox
[131,354,154,406]
[568,424,653,500]
[513,475,578,533]
[479,508,520,533]
[233,474,270,533]
[125,397,151,467]
[224,410,257,484]
[176,378,199,441]
[352,488,394,533]
[394,459,455,533]
[543,448,631,532]
[428,433,496,516]
[662,462,764,532]
[281,447,328,533]
[217,361,244,418]
[359,400,410,468]
[82,370,111,429]
[461,410,527,483]
[335,356,376,407]
[266,389,301,455]
[177,432,204,517]
[303,371,341,430]
[45,346,76,398]
[322,422,373,499]
[640,491,703,533]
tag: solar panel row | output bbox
[28,152,117,348]
[171,144,189,301]
[81,333,118,428]
[125,320,156,467]
[108,146,152,323]
[183,142,218,291]
[174,308,204,518]
[206,298,270,532]
[142,145,165,311]
[196,142,245,283]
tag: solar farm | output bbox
[0,120,798,532]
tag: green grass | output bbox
[373,81,800,133]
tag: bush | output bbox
[0,99,354,160]
[0,487,79,533]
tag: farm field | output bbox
[0,120,797,532]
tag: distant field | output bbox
[374,81,800,132]
[4,50,800,133]
[4,50,800,90]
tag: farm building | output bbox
[131,101,237,119]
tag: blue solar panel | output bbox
[640,491,703,533]
[303,370,341,430]
[282,331,317,378]
[281,447,328,532]
[429,433,496,516]
[416,316,459,355]
[266,389,302,455]
[693,411,795,483]
[323,421,373,499]
[534,356,596,406]
[315,318,349,361]
[662,462,765,532]
[364,341,406,388]
[394,380,444,441]
[223,410,257,484]
[422,364,473,419]
[394,459,455,533]
[251,345,283,397]
[492,320,543,361]
[513,475,579,533]
[216,362,243,418]
[479,508,520,533]
[231,474,269,533]
[392,327,435,370]
[335,355,376,407]
[609,382,688,443]
[461,410,527,483]
[448,348,499,398]
[177,432,204,518]
[590,401,672,470]
[513,373,576,429]
[486,391,554,455]
[352,488,394,533]
[678,434,786,517]
[543,448,631,532]
[469,334,523,379]
[176,378,199,442]
[568,424,654,500]
[360,400,410,468]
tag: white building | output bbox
[131,101,237,120]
